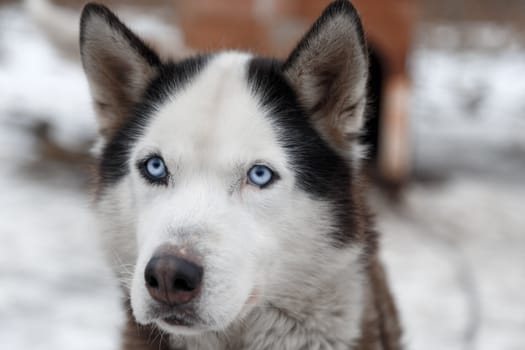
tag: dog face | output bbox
[81,0,369,336]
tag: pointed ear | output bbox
[283,0,368,150]
[80,3,161,138]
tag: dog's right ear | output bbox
[283,0,368,152]
[80,3,161,138]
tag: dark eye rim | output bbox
[246,164,280,189]
[137,154,169,185]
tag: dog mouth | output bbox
[151,307,204,329]
[162,313,196,327]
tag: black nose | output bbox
[144,254,203,305]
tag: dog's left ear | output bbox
[283,0,368,149]
[80,3,162,139]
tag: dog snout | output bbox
[144,249,203,306]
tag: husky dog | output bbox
[80,1,401,349]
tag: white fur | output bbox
[96,52,367,349]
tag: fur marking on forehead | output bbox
[137,53,285,169]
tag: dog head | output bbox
[81,0,369,336]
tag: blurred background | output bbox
[1,0,524,349]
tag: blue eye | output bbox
[144,156,167,181]
[247,165,274,187]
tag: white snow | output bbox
[0,6,96,152]
[410,48,525,182]
[1,5,524,350]
[0,5,122,350]
[375,179,525,350]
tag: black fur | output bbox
[98,56,210,189]
[247,58,357,246]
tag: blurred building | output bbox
[421,0,525,23]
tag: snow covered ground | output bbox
[410,45,525,183]
[1,4,524,350]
